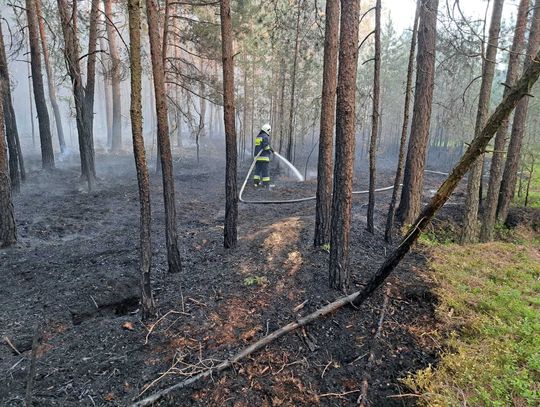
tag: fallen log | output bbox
[131,41,540,407]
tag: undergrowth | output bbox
[406,231,540,406]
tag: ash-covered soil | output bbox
[1,150,464,406]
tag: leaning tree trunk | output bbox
[286,0,302,163]
[461,0,504,244]
[396,0,439,225]
[0,88,16,248]
[26,0,54,170]
[104,0,123,152]
[481,0,529,242]
[367,0,382,234]
[498,0,540,223]
[385,0,420,243]
[127,0,156,320]
[314,0,339,247]
[220,0,238,249]
[146,0,182,273]
[329,0,361,290]
[35,0,66,153]
[0,22,21,193]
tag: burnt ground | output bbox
[0,150,465,406]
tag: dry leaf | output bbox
[122,321,135,331]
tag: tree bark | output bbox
[0,78,16,247]
[35,0,66,153]
[58,0,98,188]
[385,0,420,243]
[0,22,21,193]
[396,0,439,225]
[145,0,182,273]
[314,0,339,247]
[461,0,504,244]
[127,0,156,320]
[26,0,55,170]
[367,0,382,234]
[480,0,529,241]
[220,0,238,249]
[329,0,360,290]
[286,0,302,163]
[497,0,540,223]
[104,0,123,152]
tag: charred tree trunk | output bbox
[0,23,21,193]
[26,0,55,170]
[220,0,238,249]
[385,0,420,243]
[329,0,360,290]
[314,0,340,247]
[367,0,382,234]
[481,0,529,241]
[104,0,123,152]
[146,0,182,273]
[396,0,439,225]
[127,0,156,320]
[498,0,540,223]
[277,60,286,155]
[35,0,66,153]
[286,0,302,163]
[58,0,98,187]
[461,0,504,244]
[0,86,16,247]
[100,33,114,147]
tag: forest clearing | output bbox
[0,0,539,406]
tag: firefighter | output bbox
[253,123,274,188]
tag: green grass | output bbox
[404,236,540,406]
[514,154,540,209]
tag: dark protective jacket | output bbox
[254,131,273,161]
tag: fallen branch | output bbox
[131,45,540,407]
[24,324,41,407]
[358,286,390,406]
[3,336,21,355]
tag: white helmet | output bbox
[261,123,271,134]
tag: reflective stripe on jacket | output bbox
[254,131,272,161]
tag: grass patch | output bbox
[404,236,540,406]
[515,153,540,209]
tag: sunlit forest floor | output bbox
[1,150,537,406]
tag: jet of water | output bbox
[273,152,305,182]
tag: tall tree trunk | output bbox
[277,60,286,155]
[286,0,302,163]
[100,32,114,147]
[104,0,123,152]
[27,60,36,149]
[385,0,420,243]
[461,0,504,244]
[367,0,382,234]
[497,0,540,223]
[35,0,66,153]
[396,0,439,225]
[0,22,21,193]
[220,0,238,249]
[26,0,54,169]
[58,0,98,188]
[145,0,182,273]
[127,0,156,320]
[314,0,340,247]
[481,0,529,241]
[0,84,16,247]
[329,0,360,290]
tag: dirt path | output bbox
[1,153,452,406]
